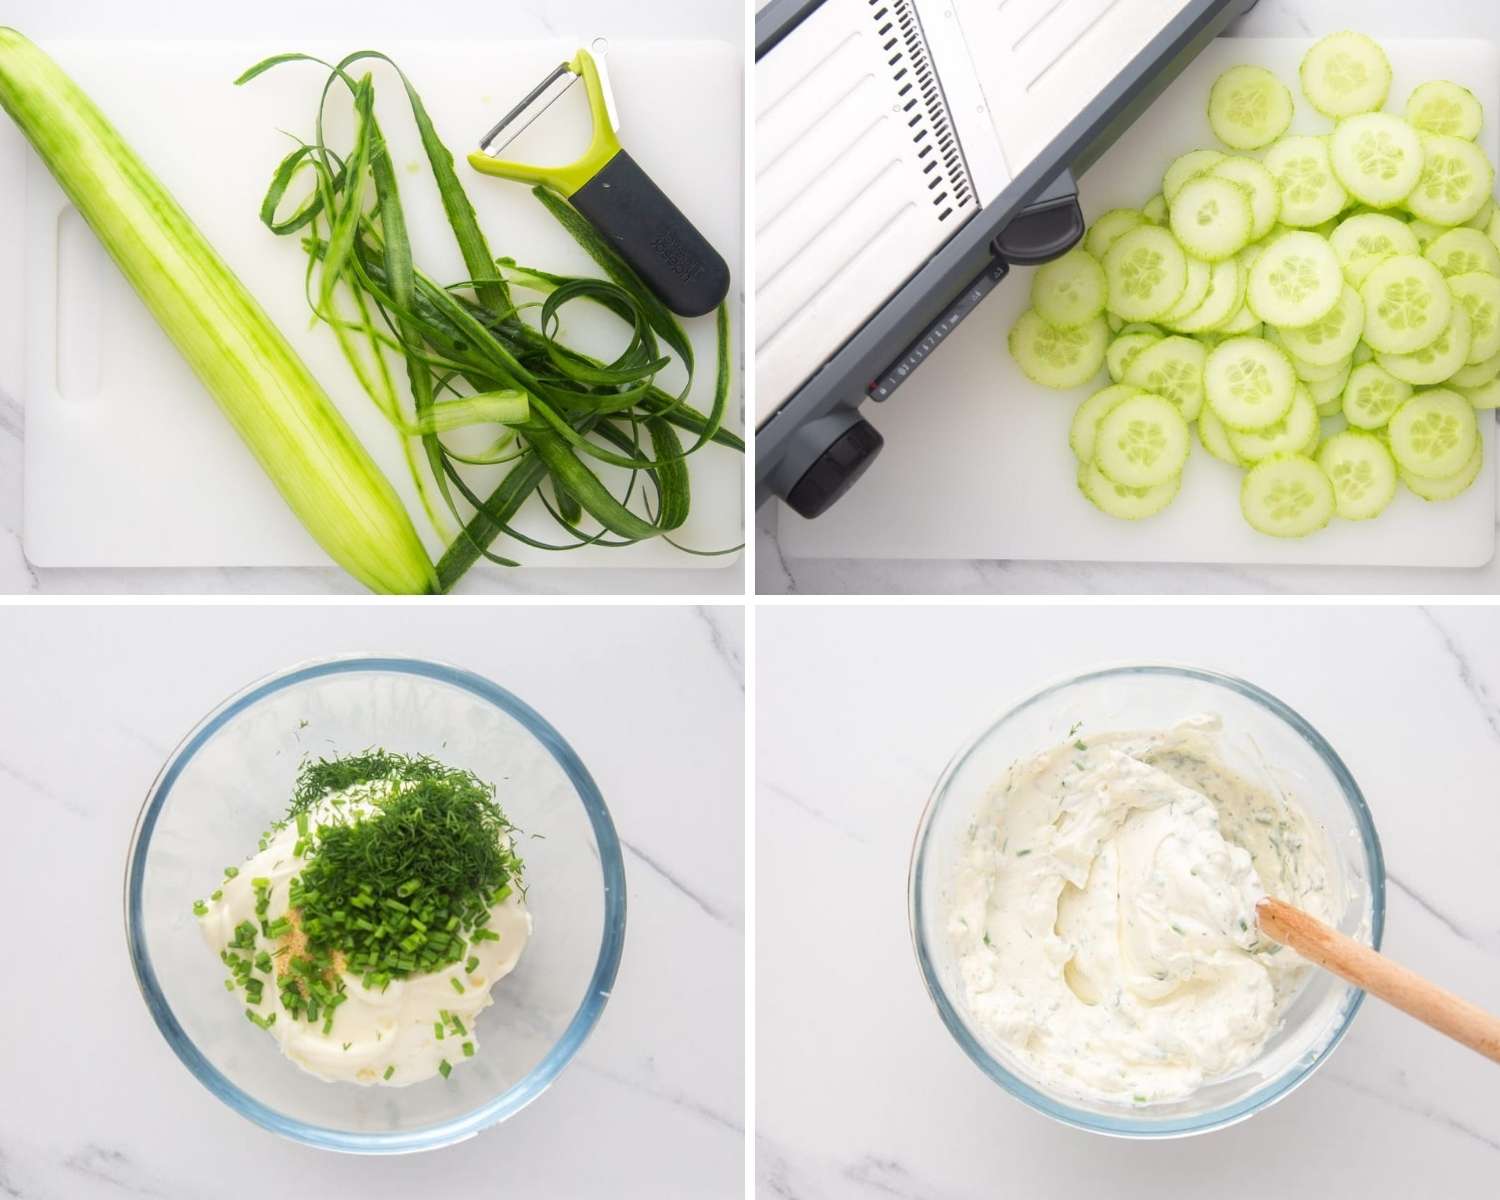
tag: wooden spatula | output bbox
[1257,897,1500,1064]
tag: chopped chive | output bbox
[210,889,223,901]
[450,977,464,994]
[465,956,479,974]
[224,867,239,878]
[438,1059,452,1079]
[383,1065,395,1080]
[296,811,310,837]
[192,900,208,916]
[461,1041,474,1057]
[434,1021,445,1040]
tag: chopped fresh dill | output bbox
[209,750,524,1029]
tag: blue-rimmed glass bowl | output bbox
[125,655,625,1153]
[909,664,1384,1138]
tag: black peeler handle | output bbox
[569,149,730,318]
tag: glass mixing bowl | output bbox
[909,664,1384,1137]
[125,656,625,1153]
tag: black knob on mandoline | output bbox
[784,417,884,520]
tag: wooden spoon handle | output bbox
[1257,897,1500,1065]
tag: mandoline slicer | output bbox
[471,42,731,318]
[756,0,1260,518]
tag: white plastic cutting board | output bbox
[780,38,1500,568]
[17,39,742,570]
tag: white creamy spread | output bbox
[948,716,1336,1104]
[199,786,530,1086]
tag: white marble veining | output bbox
[757,0,1500,595]
[0,0,745,596]
[756,605,1500,1197]
[0,603,744,1195]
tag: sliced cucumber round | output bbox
[1451,350,1500,388]
[1306,362,1354,409]
[1300,32,1392,119]
[1387,388,1479,478]
[1170,175,1255,262]
[1328,113,1424,208]
[1342,361,1413,429]
[1211,158,1281,241]
[1240,453,1336,537]
[1205,336,1297,430]
[1171,258,1244,334]
[1008,309,1109,389]
[1264,135,1349,227]
[1407,134,1496,226]
[1032,248,1108,330]
[1228,384,1320,463]
[1069,383,1140,462]
[1329,212,1421,286]
[1161,255,1214,324]
[1403,437,1483,500]
[1103,226,1190,322]
[1448,272,1500,363]
[1084,209,1147,260]
[1461,378,1500,410]
[1359,254,1453,354]
[1423,228,1500,278]
[1378,300,1472,385]
[1124,335,1208,420]
[1106,332,1161,382]
[1276,284,1365,366]
[1197,405,1241,465]
[1078,459,1182,520]
[1163,149,1227,203]
[1288,347,1353,383]
[1406,80,1484,141]
[1317,430,1398,520]
[1208,65,1295,151]
[1465,197,1496,232]
[1218,300,1263,336]
[1247,231,1344,327]
[1093,391,1192,487]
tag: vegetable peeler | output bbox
[470,43,730,318]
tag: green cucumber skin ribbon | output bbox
[243,50,742,579]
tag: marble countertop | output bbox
[0,603,744,1196]
[756,604,1500,1198]
[758,0,1500,595]
[0,0,744,595]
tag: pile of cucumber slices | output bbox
[1009,31,1500,537]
